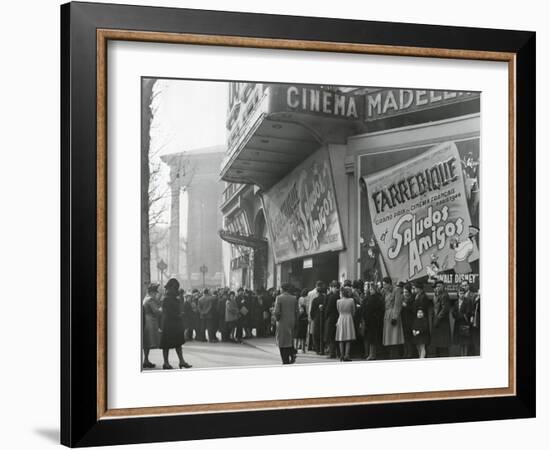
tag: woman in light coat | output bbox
[382,277,405,359]
[142,283,161,369]
[335,286,357,361]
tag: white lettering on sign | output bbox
[286,86,358,119]
[366,89,477,121]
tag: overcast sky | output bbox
[149,79,229,234]
[151,79,228,156]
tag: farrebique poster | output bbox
[263,149,344,263]
[363,142,477,282]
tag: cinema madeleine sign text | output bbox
[275,84,479,122]
[285,86,360,119]
[365,89,479,121]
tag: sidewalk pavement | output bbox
[143,336,336,371]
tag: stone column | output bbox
[168,168,180,277]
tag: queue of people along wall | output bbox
[219,83,480,296]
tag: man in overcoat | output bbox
[306,280,323,350]
[198,289,218,343]
[274,283,299,364]
[310,285,326,354]
[431,280,452,357]
[323,281,340,358]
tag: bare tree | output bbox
[147,82,172,231]
[144,79,199,288]
[148,154,169,230]
[141,78,156,298]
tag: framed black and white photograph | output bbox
[140,78,482,371]
[61,2,535,447]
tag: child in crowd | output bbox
[412,308,430,358]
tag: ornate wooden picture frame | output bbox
[61,2,535,447]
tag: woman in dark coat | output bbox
[160,278,192,369]
[452,288,474,356]
[361,283,385,360]
[295,304,309,353]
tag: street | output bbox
[143,337,332,370]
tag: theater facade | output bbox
[219,82,480,291]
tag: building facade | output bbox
[219,83,480,291]
[161,146,225,290]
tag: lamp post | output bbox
[199,264,208,288]
[157,258,167,287]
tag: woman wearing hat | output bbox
[160,278,192,369]
[142,283,161,369]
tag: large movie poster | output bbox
[263,149,344,264]
[363,142,479,283]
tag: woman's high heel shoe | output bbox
[162,363,173,370]
[179,361,192,369]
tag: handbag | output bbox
[458,323,471,337]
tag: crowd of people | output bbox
[142,276,480,368]
[142,279,279,369]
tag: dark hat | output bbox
[147,283,159,293]
[413,281,424,289]
[164,278,180,291]
[396,281,406,288]
[281,283,292,292]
